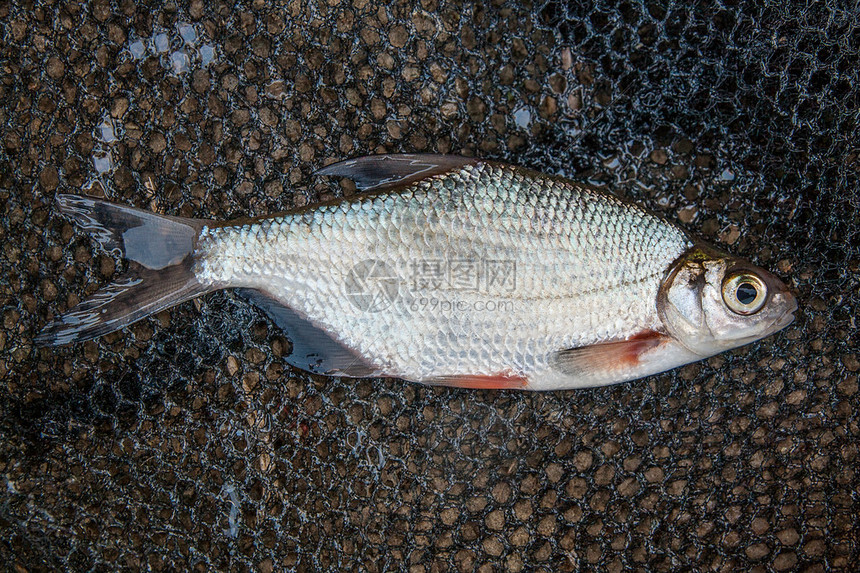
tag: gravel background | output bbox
[1,1,858,571]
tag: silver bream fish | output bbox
[37,155,797,390]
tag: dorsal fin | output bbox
[236,289,381,378]
[316,154,481,192]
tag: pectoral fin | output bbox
[543,331,704,389]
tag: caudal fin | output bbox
[35,195,214,346]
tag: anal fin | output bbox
[236,289,380,378]
[426,372,529,390]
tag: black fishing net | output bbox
[1,0,858,570]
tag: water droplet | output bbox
[602,155,621,170]
[170,50,190,74]
[514,108,531,129]
[720,168,735,181]
[153,33,170,54]
[93,149,113,174]
[97,117,117,143]
[199,44,216,66]
[565,125,581,139]
[129,40,146,60]
[179,23,197,45]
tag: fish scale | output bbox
[194,162,693,386]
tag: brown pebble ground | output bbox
[1,1,858,572]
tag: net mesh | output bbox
[1,0,858,570]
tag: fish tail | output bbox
[35,194,214,346]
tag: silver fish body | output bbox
[38,155,797,390]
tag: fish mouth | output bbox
[770,291,798,332]
[773,309,796,330]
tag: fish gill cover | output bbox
[0,0,858,571]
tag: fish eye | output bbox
[722,272,768,315]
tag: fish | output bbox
[36,154,797,390]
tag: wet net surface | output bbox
[1,0,858,571]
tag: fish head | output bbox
[657,245,797,357]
